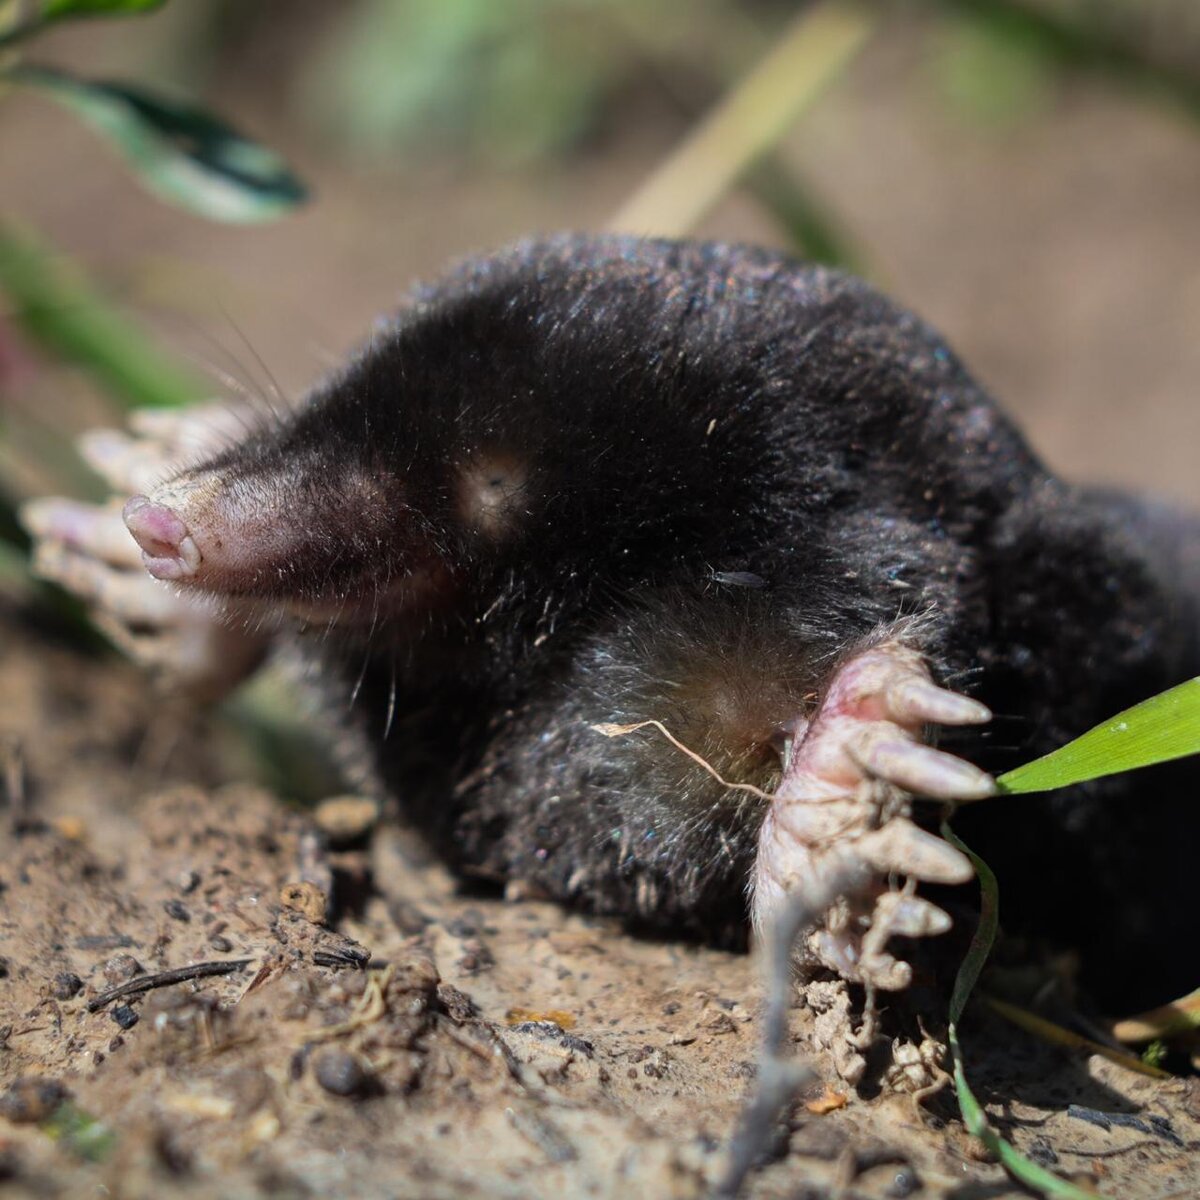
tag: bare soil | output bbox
[1,600,1197,1199]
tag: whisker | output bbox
[218,302,291,420]
[383,659,398,741]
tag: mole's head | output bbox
[121,401,451,624]
[121,238,767,630]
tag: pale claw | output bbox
[80,402,251,494]
[753,635,993,993]
[856,818,973,886]
[852,735,996,802]
[885,677,991,726]
[19,403,267,699]
[21,497,144,568]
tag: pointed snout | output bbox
[123,495,202,581]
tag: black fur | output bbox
[205,236,1199,1007]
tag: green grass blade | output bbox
[942,822,1109,1198]
[41,0,167,16]
[12,65,308,224]
[997,677,1200,794]
[0,220,204,409]
[942,823,999,1026]
[0,0,165,50]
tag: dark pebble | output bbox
[313,1048,371,1097]
[112,1005,139,1030]
[209,934,234,953]
[0,957,9,979]
[163,899,191,922]
[0,1076,68,1123]
[51,972,84,1000]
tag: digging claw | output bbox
[753,635,992,992]
[856,818,973,885]
[19,404,267,698]
[852,734,996,801]
[884,678,991,727]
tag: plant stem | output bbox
[609,0,878,238]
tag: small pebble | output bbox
[313,1048,371,1098]
[163,899,191,922]
[209,934,234,953]
[177,870,201,894]
[0,1077,68,1123]
[313,796,378,845]
[102,954,142,984]
[885,1166,922,1198]
[111,1005,139,1030]
[51,972,84,1000]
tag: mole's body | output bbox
[28,236,1200,1008]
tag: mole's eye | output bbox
[457,454,529,536]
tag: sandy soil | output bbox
[1,601,1197,1199]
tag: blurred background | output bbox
[1,0,1198,516]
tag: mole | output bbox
[23,234,1200,1012]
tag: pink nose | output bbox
[123,495,202,580]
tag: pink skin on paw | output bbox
[753,638,993,990]
[122,495,202,581]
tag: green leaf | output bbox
[12,65,308,224]
[41,0,167,18]
[997,677,1200,794]
[0,220,204,410]
[942,824,1111,1199]
[0,0,165,48]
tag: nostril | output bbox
[123,495,202,579]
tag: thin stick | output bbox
[87,959,253,1012]
[609,1,877,238]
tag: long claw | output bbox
[885,678,991,727]
[872,892,954,938]
[31,542,184,623]
[754,632,995,1014]
[852,734,996,801]
[20,497,143,568]
[858,818,975,885]
[79,429,170,494]
[128,402,249,455]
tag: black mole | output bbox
[30,235,1200,1010]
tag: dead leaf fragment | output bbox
[804,1084,848,1115]
[280,881,327,926]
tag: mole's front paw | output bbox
[752,638,993,991]
[19,405,267,699]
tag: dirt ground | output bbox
[1,601,1198,1199]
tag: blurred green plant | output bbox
[0,222,203,410]
[40,1101,116,1163]
[942,825,1105,1200]
[0,0,304,566]
[935,0,1200,122]
[942,676,1200,1199]
[0,0,307,221]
